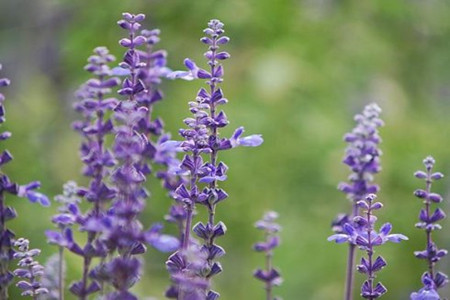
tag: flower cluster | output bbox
[166,19,263,299]
[0,65,49,299]
[331,103,384,300]
[46,46,120,300]
[253,211,282,300]
[131,21,188,244]
[90,13,179,300]
[410,156,448,299]
[13,238,47,298]
[329,194,407,299]
[336,103,384,225]
[45,181,79,299]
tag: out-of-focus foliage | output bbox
[1,0,450,299]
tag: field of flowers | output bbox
[1,1,450,299]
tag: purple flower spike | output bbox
[81,13,180,299]
[338,103,383,212]
[331,103,384,300]
[53,45,121,300]
[329,194,406,299]
[13,238,48,297]
[135,23,187,250]
[253,212,282,300]
[0,65,49,298]
[166,20,263,299]
[410,157,448,299]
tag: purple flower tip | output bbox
[410,288,440,300]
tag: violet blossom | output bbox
[332,103,384,300]
[132,25,188,246]
[89,13,178,300]
[46,181,80,300]
[13,238,48,298]
[0,65,49,299]
[329,194,407,299]
[46,46,120,300]
[410,156,448,299]
[166,19,263,300]
[253,211,282,300]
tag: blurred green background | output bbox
[1,0,450,299]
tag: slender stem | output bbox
[183,206,193,250]
[425,170,434,279]
[344,191,361,300]
[366,201,374,300]
[183,151,199,250]
[80,257,91,300]
[206,31,218,287]
[345,244,356,300]
[58,246,64,300]
[0,193,8,300]
[265,238,273,300]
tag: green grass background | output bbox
[1,0,450,299]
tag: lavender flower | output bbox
[332,103,383,300]
[253,212,282,300]
[166,19,263,300]
[329,194,407,299]
[46,46,120,300]
[13,238,48,298]
[337,103,384,221]
[166,245,209,299]
[0,65,49,298]
[46,181,80,300]
[132,25,188,245]
[89,13,178,299]
[410,156,448,299]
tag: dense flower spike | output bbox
[90,13,179,300]
[410,157,448,299]
[0,65,49,299]
[337,104,383,212]
[332,103,384,300]
[132,24,187,245]
[46,46,120,300]
[253,212,282,300]
[329,194,407,299]
[166,19,263,299]
[45,181,80,300]
[13,238,48,298]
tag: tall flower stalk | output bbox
[46,47,120,300]
[134,26,187,244]
[0,64,49,298]
[253,212,282,300]
[47,181,81,300]
[329,194,407,299]
[332,103,383,300]
[91,13,178,299]
[166,19,263,299]
[13,238,48,299]
[410,156,448,300]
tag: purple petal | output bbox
[386,233,408,243]
[167,71,195,81]
[150,234,179,252]
[26,191,50,207]
[184,58,197,70]
[238,134,264,147]
[112,67,131,76]
[379,223,392,236]
[327,234,349,243]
